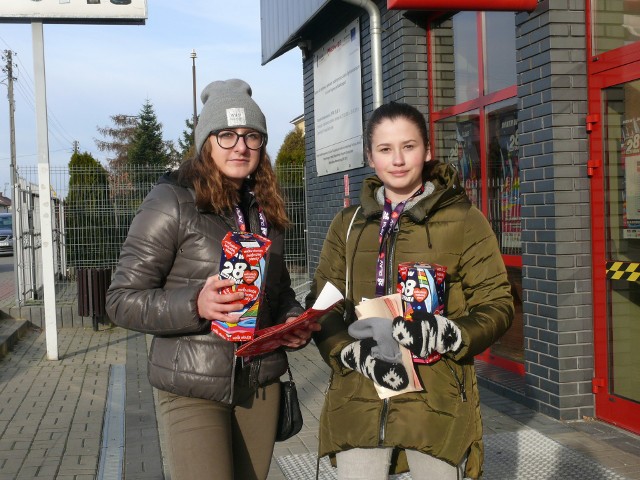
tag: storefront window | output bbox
[432,12,479,110]
[435,111,481,208]
[593,0,640,55]
[430,11,523,370]
[484,12,517,94]
[487,100,521,256]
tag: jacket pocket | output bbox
[417,361,465,415]
[325,370,363,412]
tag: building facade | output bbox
[260,0,640,435]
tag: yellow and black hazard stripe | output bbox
[606,262,640,282]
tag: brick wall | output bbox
[304,1,428,280]
[516,0,594,420]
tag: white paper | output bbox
[313,282,344,310]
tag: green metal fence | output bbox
[14,164,309,307]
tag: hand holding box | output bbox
[354,293,423,399]
[211,231,271,342]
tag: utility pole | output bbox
[191,49,197,131]
[2,51,17,199]
[2,49,21,309]
[73,140,79,153]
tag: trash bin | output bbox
[77,268,112,331]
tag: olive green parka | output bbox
[307,162,514,479]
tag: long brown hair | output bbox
[177,138,290,231]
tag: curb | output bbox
[0,317,32,360]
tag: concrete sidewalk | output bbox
[0,323,640,479]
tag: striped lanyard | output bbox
[375,186,424,297]
[233,204,268,237]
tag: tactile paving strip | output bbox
[277,429,628,479]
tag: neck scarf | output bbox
[375,185,425,297]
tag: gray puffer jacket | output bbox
[105,172,303,404]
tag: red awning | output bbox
[387,0,537,11]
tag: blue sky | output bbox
[0,0,304,198]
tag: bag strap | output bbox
[316,206,361,477]
[344,205,361,305]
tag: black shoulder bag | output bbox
[276,364,303,441]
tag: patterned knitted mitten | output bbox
[340,337,409,391]
[392,310,462,359]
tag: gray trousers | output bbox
[336,447,467,480]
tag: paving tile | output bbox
[1,324,640,479]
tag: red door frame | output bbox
[587,8,640,435]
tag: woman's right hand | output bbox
[196,275,245,323]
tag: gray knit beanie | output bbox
[194,78,267,154]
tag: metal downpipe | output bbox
[340,0,383,109]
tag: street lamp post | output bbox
[190,49,197,130]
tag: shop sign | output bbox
[0,0,147,24]
[387,0,537,11]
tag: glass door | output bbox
[591,71,640,435]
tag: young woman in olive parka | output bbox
[307,102,514,479]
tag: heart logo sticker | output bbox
[413,287,429,303]
[222,238,241,259]
[237,284,260,304]
[243,269,259,285]
[398,263,409,281]
[242,246,269,266]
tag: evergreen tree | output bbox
[128,99,172,187]
[65,151,117,268]
[177,117,196,161]
[275,128,305,167]
[275,128,305,186]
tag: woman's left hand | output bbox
[279,317,322,349]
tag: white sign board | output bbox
[313,19,364,176]
[0,0,147,24]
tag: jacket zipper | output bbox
[443,357,467,402]
[376,223,401,445]
[378,398,389,446]
[230,344,238,403]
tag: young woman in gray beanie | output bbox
[106,78,319,480]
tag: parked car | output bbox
[0,213,13,255]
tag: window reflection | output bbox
[487,101,521,256]
[435,111,481,208]
[594,0,640,55]
[490,266,524,363]
[484,12,517,94]
[432,12,479,110]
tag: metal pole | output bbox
[32,22,58,361]
[3,50,21,308]
[191,49,197,129]
[340,0,383,108]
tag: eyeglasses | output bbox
[212,130,266,150]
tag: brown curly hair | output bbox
[177,137,290,231]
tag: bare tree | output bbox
[95,114,138,169]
